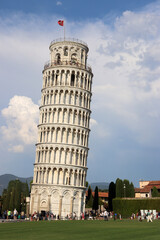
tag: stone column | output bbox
[48,93,51,105]
[71,171,74,185]
[56,169,58,184]
[37,193,41,212]
[30,193,34,215]
[48,195,51,212]
[26,197,30,219]
[78,195,83,220]
[33,169,37,183]
[37,169,40,184]
[39,170,42,184]
[77,172,79,186]
[39,151,41,163]
[45,169,48,184]
[35,151,38,163]
[70,196,73,215]
[83,173,86,186]
[63,170,65,185]
[83,192,86,213]
[59,196,63,219]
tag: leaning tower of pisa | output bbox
[30,38,93,219]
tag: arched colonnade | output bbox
[40,107,90,128]
[36,146,88,167]
[38,126,89,147]
[33,166,86,188]
[43,69,92,92]
[41,88,91,110]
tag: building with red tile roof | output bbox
[86,191,108,202]
[135,180,160,198]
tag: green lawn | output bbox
[0,220,160,240]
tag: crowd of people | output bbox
[31,211,78,221]
[1,209,25,220]
[135,210,160,222]
[30,210,112,221]
[1,209,160,222]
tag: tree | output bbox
[9,187,15,210]
[2,179,30,213]
[92,186,99,212]
[86,181,88,188]
[87,186,92,202]
[0,196,2,217]
[152,187,159,197]
[116,178,123,198]
[14,180,22,212]
[123,179,130,197]
[24,182,29,197]
[86,186,93,208]
[108,182,116,211]
[116,178,135,198]
[130,182,135,198]
[2,189,8,212]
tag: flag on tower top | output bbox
[58,20,64,26]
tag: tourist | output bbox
[33,212,37,221]
[147,210,152,222]
[114,213,117,220]
[14,208,18,219]
[137,210,142,222]
[104,210,108,221]
[8,210,11,219]
[73,212,76,220]
[3,210,7,219]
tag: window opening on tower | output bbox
[56,74,58,85]
[52,73,54,85]
[56,53,61,64]
[64,47,68,56]
[81,50,84,63]
[71,53,77,64]
[71,74,75,86]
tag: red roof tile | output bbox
[86,191,108,198]
[135,181,160,193]
[135,188,141,193]
[148,181,160,185]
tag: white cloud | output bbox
[8,145,24,153]
[56,1,62,6]
[1,96,39,152]
[90,118,98,127]
[77,5,160,146]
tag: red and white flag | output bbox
[58,20,64,26]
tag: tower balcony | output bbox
[50,38,88,48]
[44,59,92,73]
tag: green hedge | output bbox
[113,198,160,218]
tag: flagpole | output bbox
[64,21,65,41]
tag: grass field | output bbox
[0,220,160,240]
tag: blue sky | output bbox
[0,0,160,187]
[0,0,155,19]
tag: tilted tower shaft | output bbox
[30,38,93,219]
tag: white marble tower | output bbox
[30,38,93,219]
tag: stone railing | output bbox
[50,38,88,48]
[44,60,92,72]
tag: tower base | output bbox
[30,184,86,219]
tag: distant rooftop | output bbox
[50,38,88,48]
